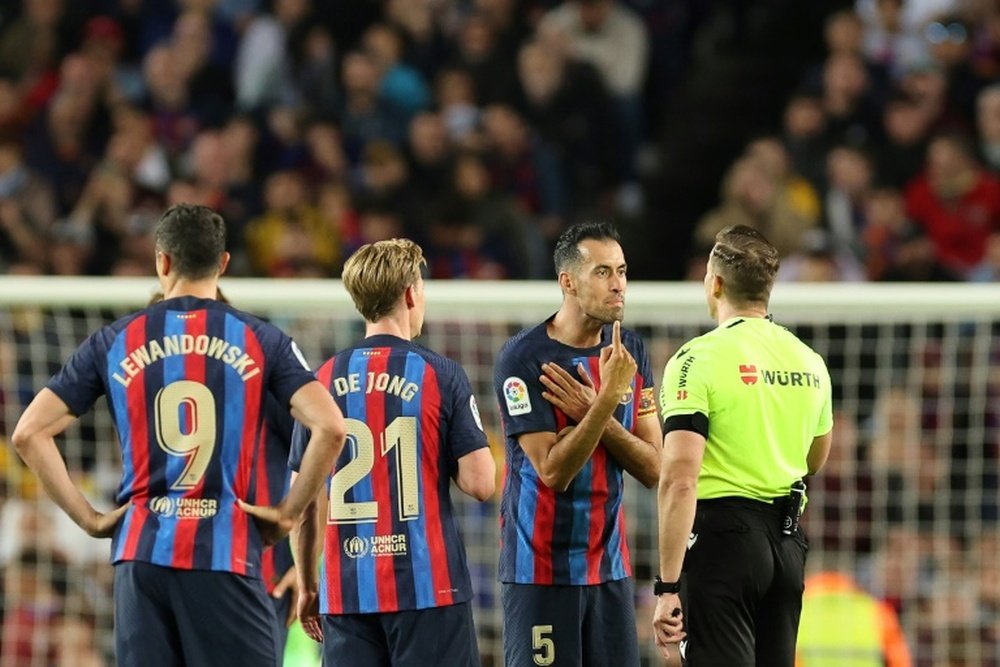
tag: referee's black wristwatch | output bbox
[653,576,681,596]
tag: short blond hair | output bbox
[342,239,426,322]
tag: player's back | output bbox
[47,295,314,576]
[303,334,487,615]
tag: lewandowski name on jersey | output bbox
[112,333,261,387]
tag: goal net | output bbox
[0,277,997,666]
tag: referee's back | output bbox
[663,316,831,502]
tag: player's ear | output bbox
[711,273,724,299]
[558,270,575,296]
[218,251,231,276]
[156,251,170,277]
[404,284,415,309]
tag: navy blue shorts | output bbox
[501,578,639,667]
[321,601,480,667]
[271,590,292,658]
[114,561,280,667]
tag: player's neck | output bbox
[160,278,219,301]
[365,314,412,341]
[548,308,604,348]
[715,300,768,324]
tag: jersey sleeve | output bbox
[494,341,555,438]
[266,332,316,407]
[627,331,657,418]
[442,361,490,467]
[658,339,710,436]
[46,329,107,416]
[814,358,834,437]
[288,420,309,472]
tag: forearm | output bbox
[657,477,697,582]
[600,419,659,487]
[543,389,621,489]
[281,427,341,518]
[17,434,96,528]
[292,496,322,591]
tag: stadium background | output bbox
[0,0,998,665]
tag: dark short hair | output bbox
[710,225,780,304]
[154,204,226,280]
[553,221,621,273]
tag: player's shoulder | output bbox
[498,321,548,360]
[668,329,713,360]
[406,340,462,375]
[618,324,646,350]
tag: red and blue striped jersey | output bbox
[46,296,315,577]
[258,395,295,593]
[290,334,489,614]
[494,319,653,586]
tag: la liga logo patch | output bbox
[503,376,532,415]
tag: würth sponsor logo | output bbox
[739,364,822,388]
[676,352,695,389]
[676,390,688,401]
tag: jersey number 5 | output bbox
[329,417,420,524]
[154,380,217,490]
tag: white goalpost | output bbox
[0,277,998,665]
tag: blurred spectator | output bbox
[482,104,566,222]
[453,11,520,107]
[0,0,65,85]
[778,229,866,282]
[783,91,829,189]
[450,149,542,279]
[0,136,56,271]
[538,0,648,182]
[694,154,816,257]
[825,144,874,272]
[339,50,407,160]
[287,22,338,115]
[820,52,879,146]
[0,548,68,667]
[859,0,932,78]
[244,169,339,277]
[745,136,822,225]
[862,184,920,280]
[977,83,1000,172]
[904,132,1000,277]
[876,92,934,188]
[516,38,619,212]
[170,10,234,126]
[435,67,483,149]
[140,45,199,160]
[424,198,507,279]
[924,14,988,126]
[407,111,452,199]
[363,22,430,122]
[796,570,913,667]
[234,0,311,111]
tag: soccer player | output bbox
[11,204,346,667]
[493,222,661,666]
[653,225,833,666]
[291,238,495,665]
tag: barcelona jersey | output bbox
[46,296,315,577]
[494,318,654,586]
[258,395,295,593]
[291,334,489,615]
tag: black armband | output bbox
[663,412,708,439]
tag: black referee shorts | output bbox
[679,497,807,667]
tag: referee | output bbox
[651,225,833,666]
